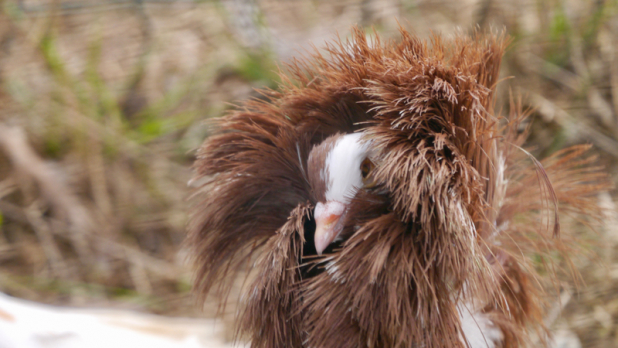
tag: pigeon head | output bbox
[306,133,376,254]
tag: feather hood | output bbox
[188,27,608,348]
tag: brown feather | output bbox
[187,27,611,348]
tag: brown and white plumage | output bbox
[188,28,608,348]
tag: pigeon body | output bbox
[188,28,607,348]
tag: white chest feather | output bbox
[458,302,503,348]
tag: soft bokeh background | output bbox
[0,0,617,346]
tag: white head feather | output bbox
[323,133,371,203]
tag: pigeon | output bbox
[188,27,607,348]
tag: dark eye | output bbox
[360,158,374,179]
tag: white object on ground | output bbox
[0,293,242,348]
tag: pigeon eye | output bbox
[360,158,373,178]
[360,158,376,187]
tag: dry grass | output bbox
[0,0,616,346]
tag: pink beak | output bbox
[313,201,346,255]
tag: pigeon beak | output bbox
[313,201,346,255]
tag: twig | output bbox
[87,140,113,218]
[0,199,180,282]
[113,241,181,280]
[0,124,94,266]
[597,192,618,293]
[570,37,616,132]
[528,93,618,158]
[544,288,573,328]
[0,201,28,224]
[24,201,73,280]
[524,53,581,92]
[530,287,573,346]
[16,0,201,16]
[0,178,17,201]
[126,246,154,295]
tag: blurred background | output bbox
[0,0,617,347]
